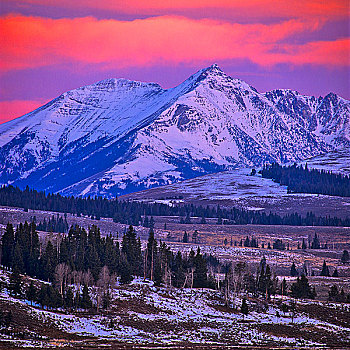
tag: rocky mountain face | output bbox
[0,64,349,197]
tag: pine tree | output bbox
[38,284,50,309]
[41,240,57,281]
[193,247,208,288]
[341,250,350,264]
[26,281,37,305]
[320,260,330,277]
[149,217,155,229]
[81,284,92,309]
[290,275,315,299]
[121,225,142,276]
[328,285,339,301]
[241,298,249,318]
[311,233,320,249]
[8,268,23,298]
[290,262,298,277]
[119,255,133,284]
[182,231,188,243]
[1,223,15,268]
[13,243,24,273]
[332,268,339,277]
[102,290,111,309]
[302,238,307,250]
[65,287,74,310]
[173,251,185,288]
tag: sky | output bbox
[0,0,349,124]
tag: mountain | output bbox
[0,64,349,197]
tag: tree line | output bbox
[1,185,349,227]
[2,221,350,315]
[1,222,217,311]
[261,163,350,197]
[35,214,69,233]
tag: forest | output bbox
[1,221,349,312]
[1,185,349,227]
[1,221,216,310]
[261,163,350,197]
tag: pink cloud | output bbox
[0,99,47,123]
[2,14,347,73]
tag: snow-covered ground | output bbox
[1,274,349,348]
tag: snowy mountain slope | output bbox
[265,89,350,148]
[0,64,349,197]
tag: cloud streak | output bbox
[0,99,47,123]
[1,15,348,73]
[5,0,349,21]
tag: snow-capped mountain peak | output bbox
[0,65,348,197]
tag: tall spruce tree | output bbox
[290,262,298,277]
[341,250,349,264]
[1,223,15,268]
[320,260,330,277]
[290,275,315,299]
[8,268,23,298]
[193,247,208,288]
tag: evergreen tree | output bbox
[193,247,208,288]
[261,163,350,197]
[149,217,155,229]
[273,239,285,250]
[121,225,142,276]
[290,275,315,299]
[173,251,185,288]
[81,284,92,309]
[192,230,199,243]
[182,231,188,243]
[290,262,298,277]
[320,260,330,277]
[328,285,339,302]
[1,223,15,268]
[311,233,320,249]
[26,281,37,305]
[341,250,350,264]
[38,284,50,309]
[102,290,111,309]
[119,255,133,284]
[41,240,58,281]
[241,298,249,318]
[13,243,25,273]
[256,257,274,299]
[8,268,23,298]
[332,268,339,277]
[65,287,74,309]
[0,185,349,228]
[302,238,307,250]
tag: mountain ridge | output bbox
[0,64,349,197]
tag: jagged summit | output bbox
[0,65,348,197]
[88,77,163,92]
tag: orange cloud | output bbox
[0,15,348,72]
[0,99,47,123]
[5,0,349,20]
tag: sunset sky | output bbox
[0,0,349,124]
